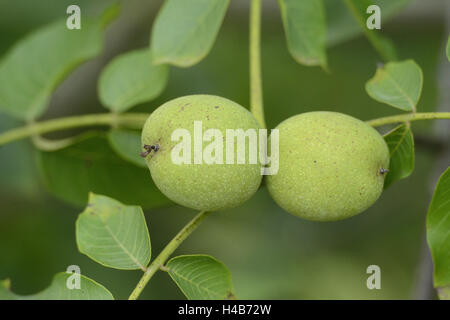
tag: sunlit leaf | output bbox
[76,193,151,270]
[278,0,327,68]
[343,0,397,61]
[108,129,146,168]
[0,5,119,120]
[427,167,450,300]
[165,255,235,300]
[37,132,171,209]
[0,273,113,300]
[383,124,414,188]
[151,0,230,67]
[99,49,169,112]
[366,60,423,111]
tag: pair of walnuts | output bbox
[141,95,389,222]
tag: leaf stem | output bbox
[128,211,211,300]
[249,0,266,128]
[0,113,149,147]
[367,112,450,127]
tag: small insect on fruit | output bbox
[141,95,263,212]
[140,144,159,158]
[266,111,390,222]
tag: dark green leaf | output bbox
[0,5,119,120]
[343,0,397,61]
[108,129,146,168]
[37,132,171,209]
[366,60,423,111]
[99,49,169,112]
[76,193,151,270]
[151,0,230,67]
[427,167,450,299]
[383,124,414,188]
[278,0,327,68]
[0,273,113,300]
[166,255,235,300]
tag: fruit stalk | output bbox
[128,210,211,300]
[250,0,266,128]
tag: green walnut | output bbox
[266,111,389,221]
[141,95,262,211]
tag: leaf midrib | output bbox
[99,217,146,271]
[388,126,409,157]
[168,266,226,299]
[383,70,416,111]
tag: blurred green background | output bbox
[0,0,448,299]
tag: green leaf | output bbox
[0,273,113,300]
[37,132,171,209]
[108,129,146,168]
[326,0,412,47]
[99,49,169,112]
[76,193,151,270]
[447,36,450,62]
[278,0,327,68]
[383,124,414,188]
[427,167,450,297]
[0,6,119,120]
[151,0,230,67]
[366,60,423,112]
[343,0,397,61]
[165,255,235,300]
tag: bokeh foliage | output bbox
[0,0,447,299]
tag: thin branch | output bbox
[1,111,449,148]
[249,0,266,128]
[0,113,149,147]
[367,112,450,127]
[128,211,211,300]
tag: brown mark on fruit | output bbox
[180,103,190,111]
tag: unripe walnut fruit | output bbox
[266,111,389,221]
[141,95,262,211]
